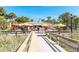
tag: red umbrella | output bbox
[11,24,19,27]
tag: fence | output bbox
[17,31,32,52]
[46,31,79,52]
[0,30,31,36]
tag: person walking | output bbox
[37,27,39,32]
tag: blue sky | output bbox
[3,6,79,20]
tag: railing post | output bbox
[57,37,59,45]
[77,42,79,52]
[49,32,52,40]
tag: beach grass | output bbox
[0,34,26,52]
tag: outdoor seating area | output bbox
[6,22,66,32]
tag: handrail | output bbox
[46,31,79,52]
[47,30,71,33]
[1,30,31,33]
[17,31,32,52]
[42,36,66,52]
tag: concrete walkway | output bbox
[28,31,55,52]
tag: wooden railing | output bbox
[46,31,79,52]
[17,32,32,52]
[0,30,31,36]
[1,30,31,34]
[47,30,71,33]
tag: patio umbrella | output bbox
[11,24,19,27]
[53,24,66,27]
[41,23,48,27]
[41,23,53,27]
[19,23,33,26]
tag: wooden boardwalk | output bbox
[17,31,66,52]
[28,31,66,52]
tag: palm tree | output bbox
[4,12,16,23]
[73,16,79,29]
[0,7,6,16]
[30,19,34,22]
[46,16,53,23]
[41,19,45,22]
[6,12,16,19]
[58,12,73,29]
[47,16,51,20]
[15,16,29,23]
[52,19,59,24]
